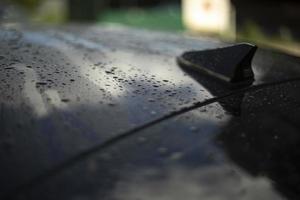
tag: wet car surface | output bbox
[0,25,300,199]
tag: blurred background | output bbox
[1,0,300,56]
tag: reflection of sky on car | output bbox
[20,28,220,122]
[112,165,283,200]
[2,26,298,199]
[0,26,230,165]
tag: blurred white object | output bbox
[182,0,235,37]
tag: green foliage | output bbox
[99,6,183,31]
[6,0,43,10]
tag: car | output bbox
[0,25,300,200]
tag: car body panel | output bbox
[15,80,300,200]
[0,25,300,199]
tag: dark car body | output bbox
[0,25,300,200]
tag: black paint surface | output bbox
[1,25,300,200]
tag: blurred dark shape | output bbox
[0,3,5,20]
[108,0,179,8]
[68,0,180,21]
[232,0,300,38]
[5,0,42,10]
[68,0,107,21]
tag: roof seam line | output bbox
[7,77,300,200]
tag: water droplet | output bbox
[240,132,246,138]
[61,98,70,102]
[137,136,147,143]
[150,110,157,115]
[36,82,47,86]
[189,126,198,132]
[169,152,183,160]
[148,98,155,102]
[158,147,168,154]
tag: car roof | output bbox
[1,25,300,200]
